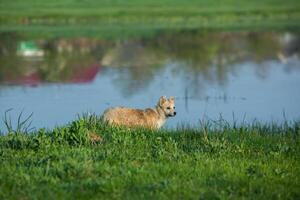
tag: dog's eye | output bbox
[173,106,175,109]
[167,107,171,109]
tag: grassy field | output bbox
[1,0,300,39]
[0,115,299,199]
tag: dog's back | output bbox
[103,107,161,128]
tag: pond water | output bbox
[0,31,300,130]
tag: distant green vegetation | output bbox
[1,114,299,199]
[1,0,300,39]
[1,31,290,89]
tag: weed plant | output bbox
[0,113,299,199]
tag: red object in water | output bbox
[4,72,42,87]
[70,64,100,83]
[19,72,42,87]
[2,63,101,86]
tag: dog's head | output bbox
[157,96,176,117]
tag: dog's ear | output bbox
[158,96,167,106]
[169,96,175,102]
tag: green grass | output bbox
[0,114,300,199]
[1,0,300,39]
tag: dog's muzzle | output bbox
[168,112,176,117]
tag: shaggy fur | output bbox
[102,96,176,129]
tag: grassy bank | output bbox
[1,0,300,39]
[0,115,299,199]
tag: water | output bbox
[0,31,300,130]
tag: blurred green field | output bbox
[0,115,300,199]
[1,0,300,38]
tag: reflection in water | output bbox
[1,32,299,89]
[0,31,299,129]
[0,36,103,86]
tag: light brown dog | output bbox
[102,96,176,129]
